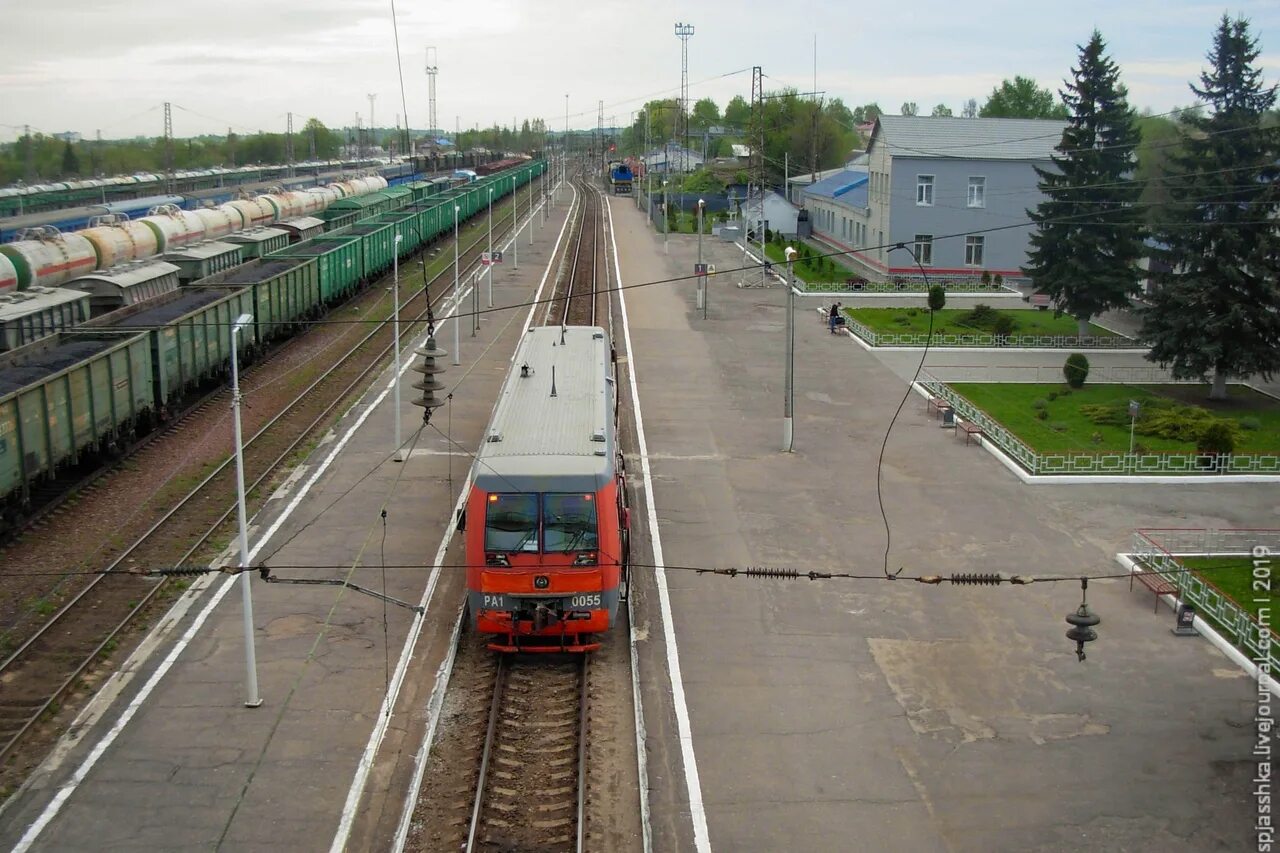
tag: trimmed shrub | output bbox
[1035,409,1049,421]
[1090,431,1104,445]
[1240,416,1262,431]
[1197,421,1237,455]
[1063,353,1090,388]
[992,315,1016,339]
[927,284,946,312]
[1047,390,1060,402]
[993,273,1004,288]
[1049,421,1069,432]
[1032,398,1049,411]
[980,270,992,287]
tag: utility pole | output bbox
[674,22,694,173]
[163,102,174,193]
[645,109,652,223]
[749,66,767,287]
[286,112,295,177]
[425,47,438,137]
[22,124,33,182]
[597,100,604,180]
[368,93,377,159]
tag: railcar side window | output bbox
[484,493,539,552]
[543,493,599,553]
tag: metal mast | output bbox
[163,102,174,193]
[367,93,377,158]
[597,100,604,178]
[749,67,766,285]
[285,111,294,177]
[674,22,694,172]
[425,47,438,137]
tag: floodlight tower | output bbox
[368,93,377,158]
[425,47,439,136]
[674,22,694,172]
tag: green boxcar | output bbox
[345,221,397,279]
[375,212,421,256]
[224,228,291,259]
[269,235,362,303]
[0,331,153,501]
[406,181,434,204]
[323,194,385,223]
[204,257,322,342]
[381,186,413,211]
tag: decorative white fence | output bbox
[924,364,1183,384]
[1128,528,1278,674]
[920,373,1280,476]
[799,279,1018,295]
[847,317,1141,349]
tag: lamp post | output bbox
[392,232,404,462]
[696,198,705,313]
[230,313,262,707]
[564,93,569,202]
[486,187,494,308]
[452,204,461,365]
[528,176,534,246]
[783,247,797,452]
[662,180,669,252]
[1128,399,1141,455]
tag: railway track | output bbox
[0,180,545,782]
[550,177,602,327]
[466,655,589,852]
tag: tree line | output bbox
[0,116,551,185]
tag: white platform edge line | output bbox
[333,187,560,853]
[381,177,577,853]
[610,196,711,852]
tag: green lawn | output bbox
[1178,556,1276,623]
[763,241,857,283]
[848,307,1120,339]
[949,382,1280,454]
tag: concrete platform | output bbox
[0,188,576,852]
[608,196,1268,852]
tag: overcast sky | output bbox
[3,0,1276,141]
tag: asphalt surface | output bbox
[610,195,1269,853]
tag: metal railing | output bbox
[920,373,1280,476]
[1128,528,1278,673]
[847,317,1140,349]
[799,279,1019,295]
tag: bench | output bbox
[956,421,984,446]
[926,396,952,418]
[1130,568,1179,613]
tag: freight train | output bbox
[462,325,628,652]
[0,160,546,522]
[0,159,402,221]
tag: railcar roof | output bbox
[473,325,613,489]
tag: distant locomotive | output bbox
[608,162,633,195]
[463,325,629,652]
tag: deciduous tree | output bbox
[980,76,1070,118]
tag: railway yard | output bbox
[0,161,1270,853]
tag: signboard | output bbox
[1128,400,1141,418]
[481,250,504,266]
[694,263,708,277]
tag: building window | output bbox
[913,234,934,266]
[968,176,986,208]
[916,175,934,206]
[965,235,985,267]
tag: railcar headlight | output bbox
[534,575,550,590]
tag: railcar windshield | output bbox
[484,493,539,552]
[543,493,599,553]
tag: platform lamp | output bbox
[782,247,797,452]
[452,204,461,365]
[392,232,404,462]
[486,187,494,308]
[230,313,262,708]
[696,198,705,313]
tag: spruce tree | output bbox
[1141,15,1280,399]
[1024,30,1144,337]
